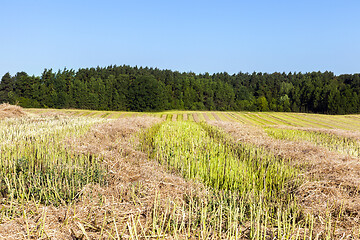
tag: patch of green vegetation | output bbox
[0,117,108,208]
[141,121,304,238]
[265,127,360,157]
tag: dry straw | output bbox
[0,103,26,119]
[212,121,360,237]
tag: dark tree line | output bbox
[0,65,359,114]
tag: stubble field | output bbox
[1,104,360,239]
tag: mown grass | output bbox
[265,127,360,158]
[141,121,309,239]
[3,108,360,238]
[153,122,299,195]
[0,116,108,211]
[24,108,360,130]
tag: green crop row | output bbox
[265,127,360,158]
[141,121,311,239]
[0,116,108,214]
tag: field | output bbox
[1,105,360,239]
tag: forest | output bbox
[0,65,359,114]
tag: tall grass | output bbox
[141,121,306,239]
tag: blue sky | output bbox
[1,0,359,77]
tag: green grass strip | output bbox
[265,127,360,158]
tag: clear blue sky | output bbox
[1,0,359,77]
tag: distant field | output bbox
[25,108,360,130]
[1,107,359,239]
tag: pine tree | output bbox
[0,72,14,103]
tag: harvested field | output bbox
[220,112,235,122]
[202,112,210,122]
[0,115,206,239]
[1,106,360,239]
[183,113,188,121]
[0,103,26,119]
[192,113,199,122]
[161,114,167,121]
[211,112,222,121]
[211,121,360,237]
